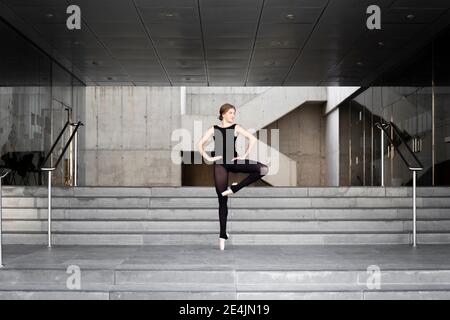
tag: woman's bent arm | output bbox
[235,124,257,158]
[197,126,214,161]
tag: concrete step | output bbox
[3,208,450,220]
[3,231,450,247]
[238,290,450,300]
[4,232,450,245]
[4,186,450,198]
[4,220,450,233]
[0,290,110,300]
[1,289,449,300]
[1,267,450,300]
[4,196,450,209]
[1,267,449,289]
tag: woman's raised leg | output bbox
[228,161,268,193]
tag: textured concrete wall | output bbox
[81,87,181,186]
[265,103,326,186]
[185,87,269,115]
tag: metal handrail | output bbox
[41,121,84,247]
[375,122,424,170]
[39,120,71,169]
[1,169,11,268]
[375,121,424,247]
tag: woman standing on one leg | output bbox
[197,103,269,250]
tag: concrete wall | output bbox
[81,86,181,186]
[265,103,326,186]
[185,87,270,115]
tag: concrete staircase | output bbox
[2,186,450,299]
[2,186,450,245]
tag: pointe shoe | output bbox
[219,238,225,250]
[219,232,230,250]
[221,182,237,197]
[221,187,233,197]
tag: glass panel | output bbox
[0,19,51,186]
[433,27,450,186]
[0,19,84,186]
[350,99,364,186]
[339,101,350,186]
[372,86,383,186]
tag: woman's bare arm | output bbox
[235,124,257,159]
[197,126,215,161]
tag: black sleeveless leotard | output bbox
[212,123,238,165]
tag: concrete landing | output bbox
[1,244,450,300]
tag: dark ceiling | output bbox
[0,0,449,86]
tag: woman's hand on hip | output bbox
[231,155,246,161]
[210,156,223,162]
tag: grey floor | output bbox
[2,244,450,271]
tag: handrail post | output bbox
[74,129,78,186]
[48,170,52,247]
[0,174,2,268]
[41,168,54,248]
[1,170,11,268]
[381,128,384,187]
[70,122,82,187]
[412,170,417,247]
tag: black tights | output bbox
[214,160,269,239]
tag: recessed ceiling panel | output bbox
[139,7,199,23]
[204,23,257,38]
[205,38,254,49]
[147,23,201,38]
[390,0,450,9]
[258,23,313,38]
[153,37,202,48]
[71,0,139,23]
[264,0,327,7]
[261,7,322,24]
[255,37,305,49]
[201,6,261,23]
[206,49,251,59]
[135,0,196,8]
